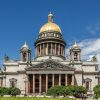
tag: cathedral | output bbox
[0,13,99,96]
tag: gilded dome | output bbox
[39,12,62,34]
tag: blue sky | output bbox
[0,0,100,67]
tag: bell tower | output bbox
[70,42,81,61]
[20,42,31,62]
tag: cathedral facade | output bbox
[0,13,99,95]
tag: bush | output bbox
[48,85,87,97]
[74,86,87,97]
[0,87,20,96]
[10,88,21,96]
[47,85,65,97]
[93,84,100,99]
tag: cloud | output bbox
[78,38,100,58]
[86,21,100,35]
[66,38,100,70]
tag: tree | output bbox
[93,84,100,99]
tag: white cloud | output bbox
[66,38,100,70]
[86,21,100,35]
[78,38,100,58]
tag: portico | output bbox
[25,58,75,95]
[25,72,75,95]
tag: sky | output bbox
[0,0,100,68]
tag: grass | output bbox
[0,97,77,100]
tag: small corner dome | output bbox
[72,42,80,49]
[21,42,31,52]
[39,12,62,34]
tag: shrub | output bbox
[48,85,87,97]
[0,87,20,96]
[74,86,87,97]
[47,85,65,97]
[10,88,21,96]
[93,84,100,99]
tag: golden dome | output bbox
[39,12,62,34]
[72,42,80,49]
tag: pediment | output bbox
[26,59,75,71]
[84,78,92,82]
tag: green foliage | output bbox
[93,84,100,99]
[47,86,65,97]
[48,85,87,97]
[10,88,21,96]
[73,86,87,97]
[0,87,20,96]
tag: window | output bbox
[85,78,92,90]
[23,52,27,61]
[44,44,46,55]
[60,45,62,55]
[48,44,51,55]
[56,44,59,55]
[86,81,89,90]
[98,78,100,84]
[9,78,17,88]
[51,33,54,37]
[57,34,59,37]
[52,43,55,55]
[74,52,78,60]
[38,46,40,55]
[41,44,44,55]
[95,66,98,71]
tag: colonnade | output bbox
[36,43,65,57]
[25,74,74,95]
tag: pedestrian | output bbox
[81,93,84,100]
[84,94,87,100]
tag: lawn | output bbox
[0,97,76,100]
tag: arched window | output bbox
[9,78,17,88]
[74,52,78,60]
[23,52,27,61]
